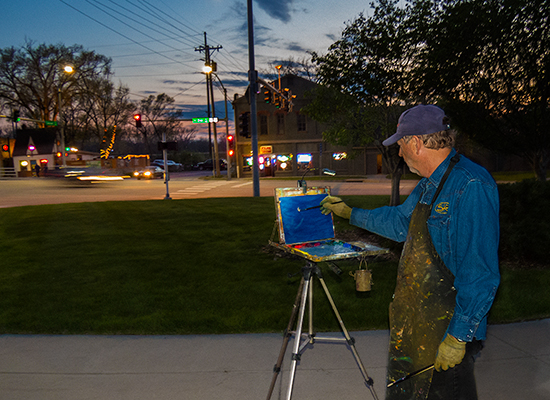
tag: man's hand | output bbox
[435,334,466,372]
[320,196,352,219]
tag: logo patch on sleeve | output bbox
[435,202,449,214]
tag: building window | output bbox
[259,114,268,135]
[297,113,307,132]
[276,113,285,135]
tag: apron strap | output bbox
[430,154,460,206]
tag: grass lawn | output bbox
[0,196,548,335]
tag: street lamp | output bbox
[275,64,282,90]
[212,74,235,180]
[202,61,221,177]
[57,65,74,168]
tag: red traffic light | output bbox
[133,114,142,127]
[2,144,8,152]
[227,134,235,157]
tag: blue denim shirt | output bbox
[350,149,500,341]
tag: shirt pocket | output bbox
[427,213,452,261]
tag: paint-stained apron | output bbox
[386,155,459,400]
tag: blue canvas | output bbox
[279,194,334,244]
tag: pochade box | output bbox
[269,187,388,262]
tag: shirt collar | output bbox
[427,148,457,187]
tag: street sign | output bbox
[45,121,58,127]
[192,117,218,123]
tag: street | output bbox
[0,172,418,208]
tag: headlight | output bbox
[144,171,151,177]
[133,171,139,177]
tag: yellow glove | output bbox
[435,334,466,372]
[319,196,352,219]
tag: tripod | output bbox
[266,262,379,400]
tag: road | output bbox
[0,172,418,208]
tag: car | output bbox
[151,159,183,171]
[194,159,227,171]
[133,166,165,180]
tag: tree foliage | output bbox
[305,0,550,187]
[304,0,411,205]
[133,93,195,154]
[415,0,550,181]
[0,41,133,151]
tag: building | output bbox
[11,128,100,177]
[231,75,382,178]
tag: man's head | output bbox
[383,104,452,147]
[387,105,455,177]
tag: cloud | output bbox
[285,41,309,53]
[255,0,295,23]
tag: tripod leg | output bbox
[317,275,380,400]
[266,277,305,400]
[285,267,312,400]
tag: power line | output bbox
[59,0,190,67]
[85,0,197,58]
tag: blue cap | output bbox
[383,104,450,146]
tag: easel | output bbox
[267,186,386,400]
[266,261,379,400]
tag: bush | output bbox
[498,179,550,267]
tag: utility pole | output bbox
[247,0,260,197]
[195,33,222,177]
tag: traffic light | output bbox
[1,143,9,156]
[274,95,281,109]
[227,134,235,157]
[133,113,142,127]
[238,112,250,138]
[263,87,272,104]
[12,110,20,122]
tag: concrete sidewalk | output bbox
[1,319,549,400]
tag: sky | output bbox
[0,0,376,125]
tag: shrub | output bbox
[498,179,550,267]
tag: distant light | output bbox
[77,176,124,181]
[202,65,213,74]
[28,145,36,151]
[64,65,74,73]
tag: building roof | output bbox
[12,128,58,157]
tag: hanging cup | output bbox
[350,269,372,292]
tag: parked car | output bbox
[151,159,183,171]
[133,166,165,180]
[194,159,227,171]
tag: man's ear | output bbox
[413,135,423,155]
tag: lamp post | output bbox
[202,62,221,177]
[57,65,74,168]
[213,74,234,180]
[275,64,282,90]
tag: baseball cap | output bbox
[383,104,450,146]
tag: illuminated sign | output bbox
[333,152,347,160]
[259,145,273,154]
[297,153,312,163]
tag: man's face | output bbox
[397,136,421,176]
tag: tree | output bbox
[0,41,137,155]
[412,0,550,181]
[260,56,318,82]
[134,93,186,154]
[0,41,111,125]
[304,1,414,205]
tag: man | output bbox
[320,104,500,400]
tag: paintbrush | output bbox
[386,365,434,388]
[297,201,343,212]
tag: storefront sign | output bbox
[260,145,273,154]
